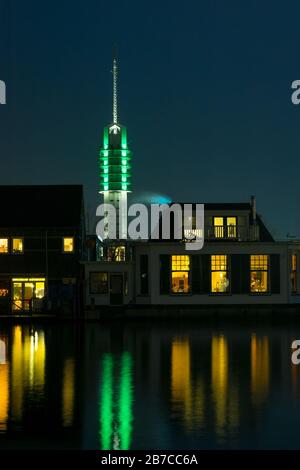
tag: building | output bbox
[83,199,300,313]
[82,57,300,315]
[0,185,85,316]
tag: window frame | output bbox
[210,255,231,294]
[250,255,270,294]
[171,255,191,295]
[12,237,24,255]
[63,236,75,254]
[0,237,9,255]
[89,272,109,295]
[291,253,298,294]
[213,216,237,239]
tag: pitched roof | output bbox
[0,185,83,228]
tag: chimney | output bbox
[250,195,256,224]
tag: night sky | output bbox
[1,0,300,237]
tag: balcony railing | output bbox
[206,225,249,241]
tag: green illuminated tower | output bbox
[99,55,132,239]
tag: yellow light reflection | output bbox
[211,335,228,438]
[0,339,9,431]
[62,358,75,427]
[11,326,46,422]
[251,335,269,406]
[171,338,192,419]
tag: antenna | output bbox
[112,47,118,124]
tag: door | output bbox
[12,282,22,311]
[24,282,34,311]
[12,278,45,312]
[110,274,123,305]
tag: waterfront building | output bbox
[0,185,85,315]
[83,198,300,311]
[83,57,300,313]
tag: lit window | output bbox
[291,254,297,293]
[35,282,45,299]
[250,255,269,293]
[108,245,125,262]
[213,217,237,238]
[213,217,224,238]
[0,238,8,254]
[0,280,9,297]
[226,217,237,238]
[171,255,190,294]
[90,272,108,294]
[63,237,74,253]
[211,255,230,293]
[12,238,23,254]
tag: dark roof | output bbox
[0,185,83,229]
[256,215,274,242]
[172,202,251,210]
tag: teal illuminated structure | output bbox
[99,55,132,239]
[99,125,132,193]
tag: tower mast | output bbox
[112,53,118,125]
[99,52,132,242]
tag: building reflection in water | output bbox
[171,338,205,432]
[211,335,240,441]
[11,326,46,422]
[211,335,228,438]
[99,352,133,450]
[62,358,75,427]
[251,334,269,407]
[0,337,9,431]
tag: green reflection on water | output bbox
[99,352,133,450]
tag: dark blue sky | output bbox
[1,0,300,237]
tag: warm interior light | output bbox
[63,237,74,253]
[0,239,8,254]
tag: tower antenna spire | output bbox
[112,46,118,124]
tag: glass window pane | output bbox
[171,272,190,293]
[0,239,8,254]
[211,271,230,293]
[251,271,268,292]
[213,218,224,238]
[227,217,237,238]
[35,282,45,298]
[63,237,74,253]
[90,272,108,294]
[171,256,190,294]
[211,255,229,293]
[12,238,23,253]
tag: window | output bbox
[0,238,8,254]
[250,255,269,293]
[211,255,230,293]
[90,272,108,294]
[0,280,9,297]
[12,278,45,311]
[171,255,190,294]
[108,245,125,261]
[12,238,23,254]
[140,255,149,295]
[63,237,74,253]
[213,217,237,238]
[213,217,224,238]
[226,217,237,238]
[291,254,297,293]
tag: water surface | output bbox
[0,321,300,449]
